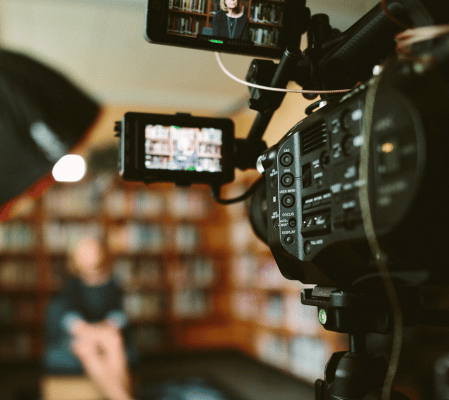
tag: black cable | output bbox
[211,179,261,205]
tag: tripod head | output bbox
[301,285,449,400]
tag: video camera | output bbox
[115,0,449,398]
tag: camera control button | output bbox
[304,241,312,255]
[342,135,355,156]
[289,218,297,228]
[281,194,295,208]
[320,151,330,169]
[280,152,294,167]
[341,109,353,131]
[281,173,294,187]
[284,235,295,245]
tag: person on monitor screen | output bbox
[212,0,250,40]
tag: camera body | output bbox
[117,112,235,186]
[260,56,449,288]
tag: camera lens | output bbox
[280,152,293,166]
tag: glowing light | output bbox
[52,155,86,182]
[382,142,395,153]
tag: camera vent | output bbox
[300,120,327,155]
[302,163,312,189]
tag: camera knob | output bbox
[257,149,277,173]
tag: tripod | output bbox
[301,286,421,400]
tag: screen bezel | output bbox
[144,0,303,58]
[121,112,235,186]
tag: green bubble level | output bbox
[210,39,223,44]
[187,166,195,171]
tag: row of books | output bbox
[167,189,210,219]
[0,333,34,360]
[43,221,202,254]
[169,0,207,14]
[43,182,102,217]
[0,298,38,323]
[172,289,211,318]
[114,256,217,290]
[250,26,280,46]
[229,220,268,253]
[130,325,164,352]
[167,257,216,288]
[43,221,103,253]
[43,176,211,220]
[255,331,331,383]
[167,15,201,36]
[124,292,164,320]
[147,143,221,157]
[250,3,283,25]
[145,126,222,143]
[0,261,38,289]
[122,290,212,320]
[105,188,210,220]
[105,189,164,219]
[107,223,200,254]
[145,155,221,172]
[0,223,37,252]
[231,290,321,334]
[230,254,302,290]
[113,258,163,288]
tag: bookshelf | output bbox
[1,168,346,384]
[0,171,231,363]
[168,0,286,47]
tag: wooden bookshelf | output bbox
[1,168,346,384]
[0,171,233,363]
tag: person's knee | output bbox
[103,327,125,350]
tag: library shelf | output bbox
[0,171,234,363]
[169,9,208,16]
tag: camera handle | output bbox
[301,287,412,400]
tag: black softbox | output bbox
[0,49,101,206]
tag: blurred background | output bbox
[3,1,434,400]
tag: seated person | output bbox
[44,236,136,400]
[212,0,250,40]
